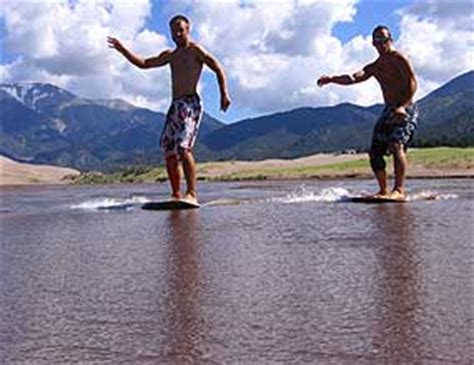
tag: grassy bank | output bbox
[69,147,474,184]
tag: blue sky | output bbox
[333,0,412,42]
[1,1,472,123]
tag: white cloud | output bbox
[162,0,371,112]
[1,0,172,110]
[1,0,472,117]
[402,0,474,29]
[179,0,473,112]
[263,1,356,56]
[0,57,72,86]
[397,0,474,99]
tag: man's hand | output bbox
[393,105,407,117]
[107,36,126,54]
[389,106,408,124]
[317,75,332,87]
[392,105,407,121]
[221,94,231,112]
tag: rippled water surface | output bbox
[1,179,473,364]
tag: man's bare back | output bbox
[367,50,417,109]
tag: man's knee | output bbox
[178,147,193,160]
[387,141,403,155]
[369,151,386,172]
[165,154,179,166]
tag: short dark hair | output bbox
[169,14,190,27]
[372,25,392,39]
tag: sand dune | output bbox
[199,152,366,177]
[0,156,80,185]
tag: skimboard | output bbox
[142,199,200,210]
[349,193,438,203]
[350,195,407,203]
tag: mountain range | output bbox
[0,83,223,170]
[1,70,472,170]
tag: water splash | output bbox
[71,196,150,211]
[203,198,242,207]
[273,185,354,203]
[272,185,459,204]
[407,191,458,201]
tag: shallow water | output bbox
[1,179,473,364]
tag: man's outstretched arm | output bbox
[107,36,171,69]
[318,62,376,87]
[196,45,231,111]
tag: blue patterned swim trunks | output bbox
[160,94,203,159]
[369,104,418,171]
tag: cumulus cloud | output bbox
[397,0,474,99]
[1,0,172,110]
[178,0,473,112]
[162,0,371,112]
[1,0,472,116]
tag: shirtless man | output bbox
[318,25,418,200]
[108,15,231,204]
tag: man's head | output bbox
[372,25,393,54]
[169,15,190,46]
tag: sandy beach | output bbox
[0,156,80,186]
[198,152,366,177]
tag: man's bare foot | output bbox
[387,189,406,201]
[171,193,181,201]
[183,193,198,205]
[370,190,389,199]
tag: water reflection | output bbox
[163,210,208,364]
[369,205,422,362]
[1,180,471,363]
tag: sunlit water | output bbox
[1,179,473,364]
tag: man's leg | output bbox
[374,169,388,196]
[165,155,181,199]
[389,142,407,198]
[181,149,198,203]
[369,151,389,196]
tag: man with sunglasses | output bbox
[318,25,418,201]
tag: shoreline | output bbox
[202,173,474,182]
[1,147,473,186]
[1,174,472,189]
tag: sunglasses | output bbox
[373,36,391,44]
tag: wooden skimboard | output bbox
[142,199,200,210]
[349,195,407,203]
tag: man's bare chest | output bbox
[171,50,200,71]
[375,61,406,86]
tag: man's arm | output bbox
[195,45,231,111]
[318,62,377,87]
[107,37,172,69]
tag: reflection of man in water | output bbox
[318,25,418,200]
[166,210,206,362]
[368,205,420,362]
